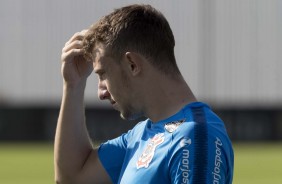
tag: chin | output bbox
[120,111,144,121]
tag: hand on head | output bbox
[61,30,93,89]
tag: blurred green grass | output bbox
[233,142,282,184]
[0,142,282,184]
[0,143,53,184]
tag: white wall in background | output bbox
[0,0,281,107]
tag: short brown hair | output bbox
[83,4,180,75]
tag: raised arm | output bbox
[54,30,111,184]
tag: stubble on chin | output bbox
[119,109,144,121]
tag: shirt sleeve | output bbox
[168,105,234,184]
[98,131,130,183]
[169,130,234,184]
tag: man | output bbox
[55,4,234,184]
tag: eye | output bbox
[94,68,106,80]
[98,71,105,80]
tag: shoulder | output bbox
[166,103,234,183]
[167,101,232,152]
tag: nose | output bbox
[98,81,110,100]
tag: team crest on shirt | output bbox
[136,133,165,169]
[164,119,186,133]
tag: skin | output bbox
[54,29,196,184]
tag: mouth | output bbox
[110,99,117,106]
[111,101,119,111]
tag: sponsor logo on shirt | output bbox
[180,137,191,184]
[136,133,165,169]
[212,137,223,184]
[164,119,186,133]
[180,138,192,148]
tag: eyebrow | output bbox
[94,68,105,75]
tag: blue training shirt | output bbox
[98,102,234,184]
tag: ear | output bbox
[124,52,143,76]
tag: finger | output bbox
[61,48,84,62]
[62,40,83,53]
[65,30,88,46]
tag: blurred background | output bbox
[0,0,281,183]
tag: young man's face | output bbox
[92,47,143,120]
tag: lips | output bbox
[110,99,117,106]
[111,101,119,111]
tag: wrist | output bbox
[63,80,87,94]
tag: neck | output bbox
[142,73,197,123]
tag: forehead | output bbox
[92,45,110,68]
[91,43,122,73]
